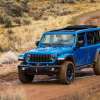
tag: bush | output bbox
[22,19,31,25]
[0,16,4,24]
[14,18,21,26]
[3,16,12,28]
[56,0,76,3]
[0,14,12,27]
[3,1,23,17]
[32,10,43,20]
[20,0,30,12]
[0,29,16,51]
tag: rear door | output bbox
[86,30,100,64]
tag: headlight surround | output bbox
[50,56,55,61]
[18,54,25,61]
[50,55,56,62]
[25,54,31,62]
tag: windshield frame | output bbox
[38,33,76,47]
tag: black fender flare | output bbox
[65,56,75,65]
[95,50,100,63]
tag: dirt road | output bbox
[0,64,100,100]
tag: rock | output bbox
[0,51,18,64]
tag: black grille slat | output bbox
[28,54,52,62]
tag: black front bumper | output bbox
[18,64,60,75]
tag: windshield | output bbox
[40,34,75,46]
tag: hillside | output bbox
[0,0,100,53]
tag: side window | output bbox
[77,33,85,47]
[94,31,100,44]
[87,31,94,45]
[87,31,100,45]
[99,31,100,42]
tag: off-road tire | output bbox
[18,67,34,83]
[59,61,75,84]
[94,54,100,75]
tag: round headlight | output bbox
[25,54,31,62]
[51,56,56,61]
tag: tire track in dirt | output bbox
[0,67,100,100]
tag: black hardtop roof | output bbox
[49,25,98,32]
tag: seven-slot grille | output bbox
[28,54,53,62]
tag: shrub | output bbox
[0,14,13,28]
[0,15,4,24]
[14,18,21,26]
[3,1,23,17]
[32,10,43,20]
[20,0,30,12]
[22,19,31,25]
[3,16,12,28]
[56,0,76,3]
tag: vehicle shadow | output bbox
[28,68,95,85]
[76,68,95,77]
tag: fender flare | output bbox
[65,56,75,65]
[95,49,100,62]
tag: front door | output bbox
[74,33,88,67]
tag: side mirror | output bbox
[76,40,84,47]
[36,41,39,46]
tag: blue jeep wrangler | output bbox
[18,25,100,84]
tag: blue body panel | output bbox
[19,27,100,69]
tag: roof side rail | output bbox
[49,25,98,32]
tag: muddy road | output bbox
[0,66,100,100]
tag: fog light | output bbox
[22,67,25,71]
[51,68,55,71]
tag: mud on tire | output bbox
[94,54,100,75]
[18,67,34,83]
[59,61,75,84]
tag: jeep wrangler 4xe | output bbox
[18,25,100,84]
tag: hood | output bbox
[25,46,73,57]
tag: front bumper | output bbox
[18,64,60,75]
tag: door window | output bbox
[77,33,85,47]
[87,31,100,45]
[93,31,100,44]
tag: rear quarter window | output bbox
[86,30,100,45]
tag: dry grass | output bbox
[0,1,100,52]
[11,2,100,51]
